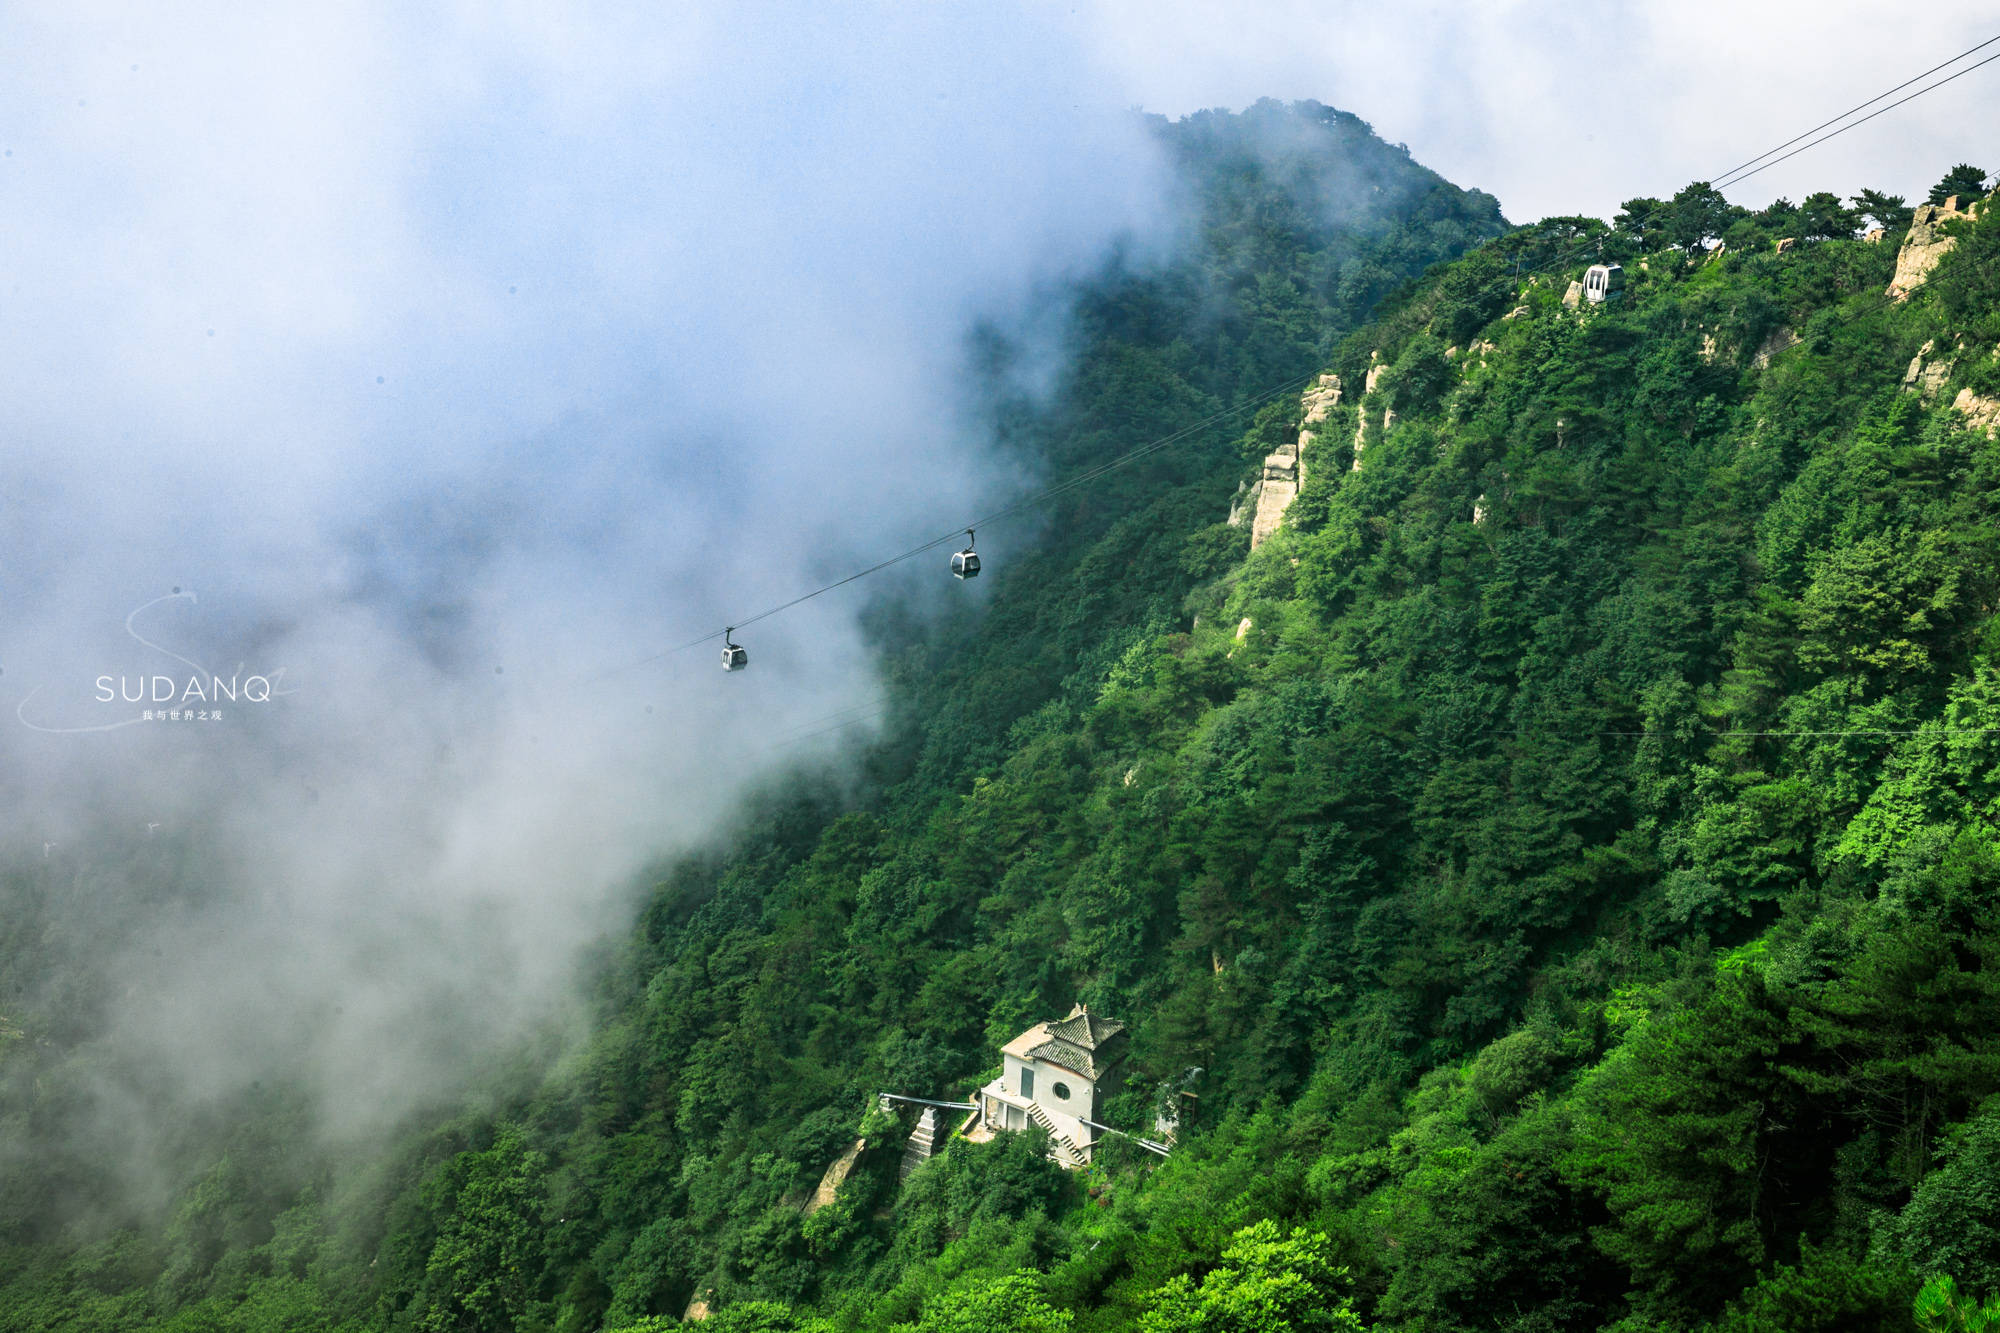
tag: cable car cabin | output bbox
[721,630,748,672]
[951,549,981,579]
[1583,263,1625,304]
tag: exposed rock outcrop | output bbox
[1235,373,1341,549]
[1888,195,1985,299]
[1295,373,1343,451]
[1347,358,1394,471]
[805,1137,868,1215]
[1954,386,2000,437]
[1903,339,1955,400]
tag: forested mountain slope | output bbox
[0,101,1509,1332]
[6,106,2000,1333]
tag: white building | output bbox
[974,1004,1129,1168]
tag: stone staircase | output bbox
[1024,1100,1089,1169]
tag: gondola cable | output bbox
[577,370,1320,683]
[583,32,2000,686]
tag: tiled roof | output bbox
[1023,1005,1128,1079]
[1001,1022,1053,1061]
[1049,1006,1125,1049]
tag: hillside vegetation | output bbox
[6,106,2000,1333]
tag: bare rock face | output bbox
[1247,453,1298,549]
[805,1137,869,1215]
[1246,373,1341,549]
[1294,372,1342,454]
[1300,372,1343,422]
[1903,339,1955,400]
[1864,227,1887,244]
[1561,280,1584,309]
[1888,196,1985,299]
[1955,386,2000,437]
[1774,237,1797,254]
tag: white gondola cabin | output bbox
[1583,263,1625,304]
[721,628,747,671]
[951,529,980,580]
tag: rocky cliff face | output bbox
[1955,386,2000,437]
[1352,358,1392,471]
[1903,339,1956,399]
[1888,194,1985,299]
[1231,372,1342,548]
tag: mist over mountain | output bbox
[0,3,1189,1161]
[7,9,2000,1333]
[0,20,1507,1316]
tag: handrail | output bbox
[877,1092,978,1111]
[1077,1117,1172,1156]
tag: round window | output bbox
[1052,1081,1072,1101]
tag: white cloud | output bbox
[6,0,1990,1178]
[1081,0,1998,220]
[0,2,1178,1157]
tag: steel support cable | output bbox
[1486,33,2000,292]
[586,35,2000,685]
[1710,33,2000,187]
[582,371,1317,680]
[1716,48,2000,191]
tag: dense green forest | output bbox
[5,100,2000,1332]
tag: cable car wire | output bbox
[1710,33,2000,189]
[1481,30,2000,299]
[580,371,1318,682]
[587,35,1999,688]
[1715,46,2000,191]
